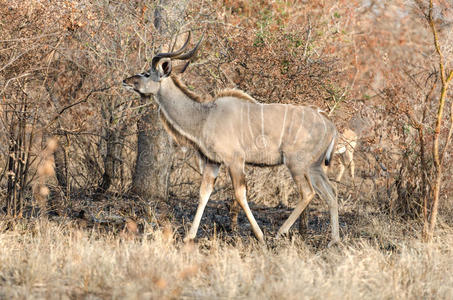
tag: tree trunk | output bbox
[53,138,68,191]
[132,107,172,200]
[96,129,115,194]
[131,0,187,200]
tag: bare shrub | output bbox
[377,1,453,240]
[0,0,452,245]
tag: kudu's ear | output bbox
[156,58,172,78]
[173,61,191,74]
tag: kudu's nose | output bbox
[122,79,134,90]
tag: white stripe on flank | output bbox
[287,107,296,141]
[311,110,327,158]
[240,103,244,147]
[318,110,326,140]
[247,103,254,142]
[261,103,264,137]
[278,105,288,148]
[292,108,305,145]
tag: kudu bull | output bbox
[123,32,340,245]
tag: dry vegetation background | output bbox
[0,0,453,298]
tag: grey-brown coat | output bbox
[123,33,340,244]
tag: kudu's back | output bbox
[200,97,336,168]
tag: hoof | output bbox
[255,234,265,244]
[327,239,340,248]
[275,231,288,239]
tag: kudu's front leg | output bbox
[228,164,265,243]
[184,162,220,242]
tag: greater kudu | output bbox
[334,128,357,182]
[123,32,340,245]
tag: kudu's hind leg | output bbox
[298,204,310,235]
[309,166,340,245]
[228,165,264,243]
[345,148,355,180]
[336,154,346,182]
[276,169,315,238]
[185,162,220,242]
[229,199,240,232]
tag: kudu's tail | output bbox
[324,131,337,166]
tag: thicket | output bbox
[0,0,452,241]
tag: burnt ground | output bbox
[26,182,365,251]
[3,148,432,252]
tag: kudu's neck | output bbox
[155,77,207,142]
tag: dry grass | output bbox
[0,218,452,299]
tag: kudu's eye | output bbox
[144,73,150,78]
